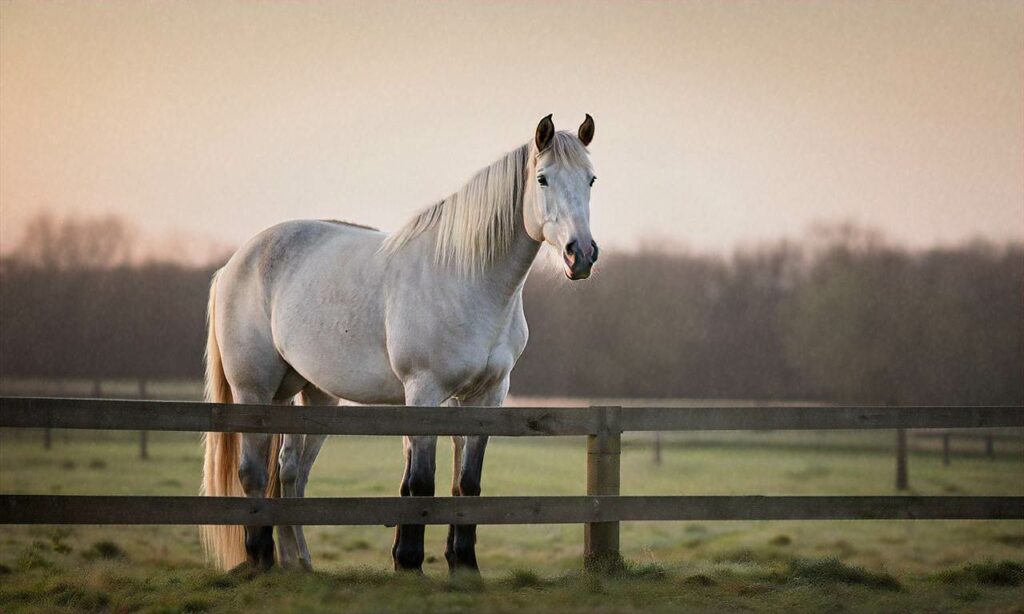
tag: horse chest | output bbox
[389,295,527,399]
[448,308,527,399]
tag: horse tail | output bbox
[200,269,246,569]
[200,270,284,569]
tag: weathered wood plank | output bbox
[1,495,1020,525]
[0,397,601,435]
[618,406,1024,432]
[2,398,1021,435]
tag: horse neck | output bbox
[479,210,541,300]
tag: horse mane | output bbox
[382,131,592,276]
[320,219,381,232]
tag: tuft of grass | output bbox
[88,458,107,469]
[993,534,1024,548]
[331,567,392,587]
[48,582,111,610]
[555,571,605,594]
[181,596,213,612]
[505,568,544,589]
[951,587,982,602]
[202,573,243,590]
[935,560,1024,587]
[769,534,792,547]
[16,547,54,571]
[736,582,774,596]
[49,528,74,554]
[59,459,77,470]
[447,570,485,592]
[82,540,126,561]
[788,558,900,590]
[683,573,717,587]
[618,561,667,580]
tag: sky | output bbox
[1,0,1022,258]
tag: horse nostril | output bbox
[564,240,578,256]
[591,240,599,262]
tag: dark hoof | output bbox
[445,546,479,573]
[245,526,276,571]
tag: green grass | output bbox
[1,428,1022,612]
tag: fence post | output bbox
[585,406,622,572]
[895,429,909,490]
[138,380,149,460]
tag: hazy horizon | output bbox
[2,1,1022,257]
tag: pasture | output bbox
[2,424,1022,613]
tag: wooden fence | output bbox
[1,397,1022,570]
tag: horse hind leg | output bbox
[237,429,278,570]
[276,432,303,568]
[277,386,334,571]
[233,385,289,570]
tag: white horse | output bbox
[201,115,598,573]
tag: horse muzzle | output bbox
[563,239,599,280]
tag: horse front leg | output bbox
[392,435,437,571]
[392,378,445,572]
[446,434,488,572]
[446,379,506,574]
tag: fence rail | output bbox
[3,495,1021,525]
[2,397,1022,434]
[2,397,1022,570]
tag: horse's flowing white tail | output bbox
[200,270,281,570]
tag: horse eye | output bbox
[589,176,597,187]
[538,175,548,186]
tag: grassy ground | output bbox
[1,428,1022,612]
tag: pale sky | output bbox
[1,0,1022,256]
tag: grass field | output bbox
[1,425,1022,612]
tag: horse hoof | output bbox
[245,526,276,571]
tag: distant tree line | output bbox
[2,214,1021,405]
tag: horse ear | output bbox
[578,114,594,146]
[535,114,555,151]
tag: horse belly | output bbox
[270,236,405,404]
[276,310,405,404]
[298,346,405,404]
